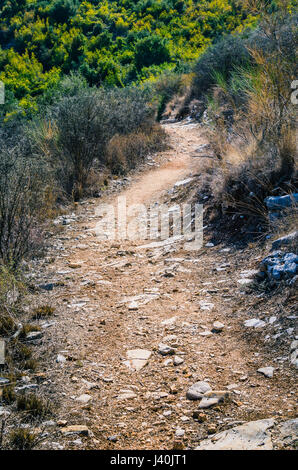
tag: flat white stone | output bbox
[76,394,92,404]
[244,319,266,328]
[257,367,275,378]
[117,391,137,400]
[195,419,275,450]
[199,301,214,311]
[238,278,254,286]
[161,316,177,326]
[174,177,194,187]
[124,349,152,371]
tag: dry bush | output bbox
[153,72,191,121]
[106,125,167,175]
[0,266,25,336]
[34,90,111,201]
[1,386,16,405]
[7,428,40,450]
[34,87,158,199]
[195,3,297,240]
[0,128,48,268]
[16,393,52,418]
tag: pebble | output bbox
[186,381,212,400]
[244,319,266,328]
[212,321,225,333]
[257,367,275,378]
[173,356,184,366]
[198,391,228,409]
[26,331,43,341]
[175,427,185,438]
[76,394,92,404]
[56,354,67,363]
[124,349,152,371]
[60,425,89,436]
[158,343,175,356]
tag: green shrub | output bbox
[135,35,171,70]
[192,34,250,99]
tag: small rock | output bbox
[199,301,214,311]
[173,356,184,366]
[124,349,152,372]
[117,391,137,400]
[290,340,298,352]
[175,427,185,438]
[207,424,217,434]
[57,420,68,427]
[158,343,175,356]
[128,301,139,311]
[186,381,212,400]
[257,367,275,378]
[163,358,173,366]
[290,350,298,368]
[199,330,212,336]
[26,331,43,341]
[39,283,55,291]
[56,354,67,363]
[60,425,89,436]
[161,317,177,326]
[76,394,92,404]
[238,278,254,286]
[244,319,266,328]
[198,391,228,409]
[212,321,225,333]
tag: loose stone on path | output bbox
[257,367,275,378]
[186,381,212,400]
[195,419,275,450]
[124,349,152,371]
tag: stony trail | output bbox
[31,122,297,450]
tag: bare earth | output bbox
[29,122,297,450]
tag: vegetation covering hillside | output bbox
[0,0,255,116]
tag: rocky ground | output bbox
[1,121,297,450]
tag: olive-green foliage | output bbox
[0,0,255,116]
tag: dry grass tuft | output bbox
[31,305,55,320]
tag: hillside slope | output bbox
[0,0,254,114]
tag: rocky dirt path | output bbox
[29,122,297,450]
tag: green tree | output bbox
[135,35,171,70]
